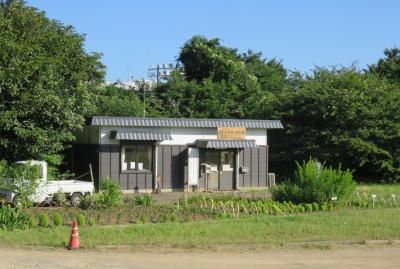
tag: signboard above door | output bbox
[217,127,246,140]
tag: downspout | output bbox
[154,144,158,192]
[235,149,240,190]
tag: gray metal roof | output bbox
[115,131,172,141]
[196,139,258,149]
[91,116,283,129]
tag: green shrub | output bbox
[7,162,41,208]
[297,205,305,213]
[171,212,178,222]
[161,214,169,223]
[99,178,122,207]
[53,190,68,207]
[79,193,101,209]
[312,203,319,212]
[272,159,356,204]
[38,213,49,227]
[320,202,328,211]
[53,213,63,226]
[0,207,29,230]
[77,213,86,226]
[88,217,96,226]
[140,213,148,224]
[133,194,155,206]
[304,204,313,212]
[28,217,37,228]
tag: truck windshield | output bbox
[12,163,42,180]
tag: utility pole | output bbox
[147,64,178,85]
[143,84,146,117]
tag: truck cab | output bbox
[0,160,94,206]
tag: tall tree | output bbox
[240,50,288,94]
[271,67,400,181]
[178,36,239,82]
[0,0,105,163]
[368,48,400,83]
[154,36,284,119]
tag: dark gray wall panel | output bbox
[100,145,111,180]
[266,145,269,179]
[198,149,206,188]
[258,146,267,187]
[120,173,128,189]
[137,174,146,190]
[157,146,163,178]
[243,148,251,187]
[145,173,153,189]
[171,146,181,189]
[69,144,99,190]
[238,149,244,187]
[128,174,136,190]
[251,149,259,187]
[162,146,172,189]
[110,145,120,182]
[180,146,188,187]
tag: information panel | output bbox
[217,127,246,140]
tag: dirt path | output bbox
[1,245,399,269]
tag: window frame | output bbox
[120,141,154,173]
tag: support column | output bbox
[154,145,158,191]
[235,149,240,190]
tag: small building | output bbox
[70,116,283,192]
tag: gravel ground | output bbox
[1,245,399,269]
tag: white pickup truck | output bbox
[0,160,94,206]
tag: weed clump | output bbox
[171,212,178,222]
[38,213,49,227]
[88,217,96,226]
[77,213,86,226]
[0,207,29,230]
[28,217,37,228]
[53,212,63,226]
[140,213,148,224]
[272,159,356,204]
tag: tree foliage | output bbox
[271,67,400,181]
[0,161,41,208]
[91,84,143,117]
[0,0,105,163]
[152,36,285,119]
[368,48,400,83]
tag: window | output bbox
[220,151,234,171]
[204,150,235,172]
[121,142,153,172]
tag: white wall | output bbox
[99,126,267,146]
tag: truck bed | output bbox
[45,180,94,195]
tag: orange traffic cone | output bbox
[68,220,80,250]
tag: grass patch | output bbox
[356,184,400,196]
[0,208,399,248]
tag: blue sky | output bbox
[27,0,400,82]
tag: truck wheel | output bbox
[12,195,21,207]
[70,193,83,207]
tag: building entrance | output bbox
[205,150,235,190]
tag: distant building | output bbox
[105,80,156,91]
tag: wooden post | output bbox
[89,163,94,193]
